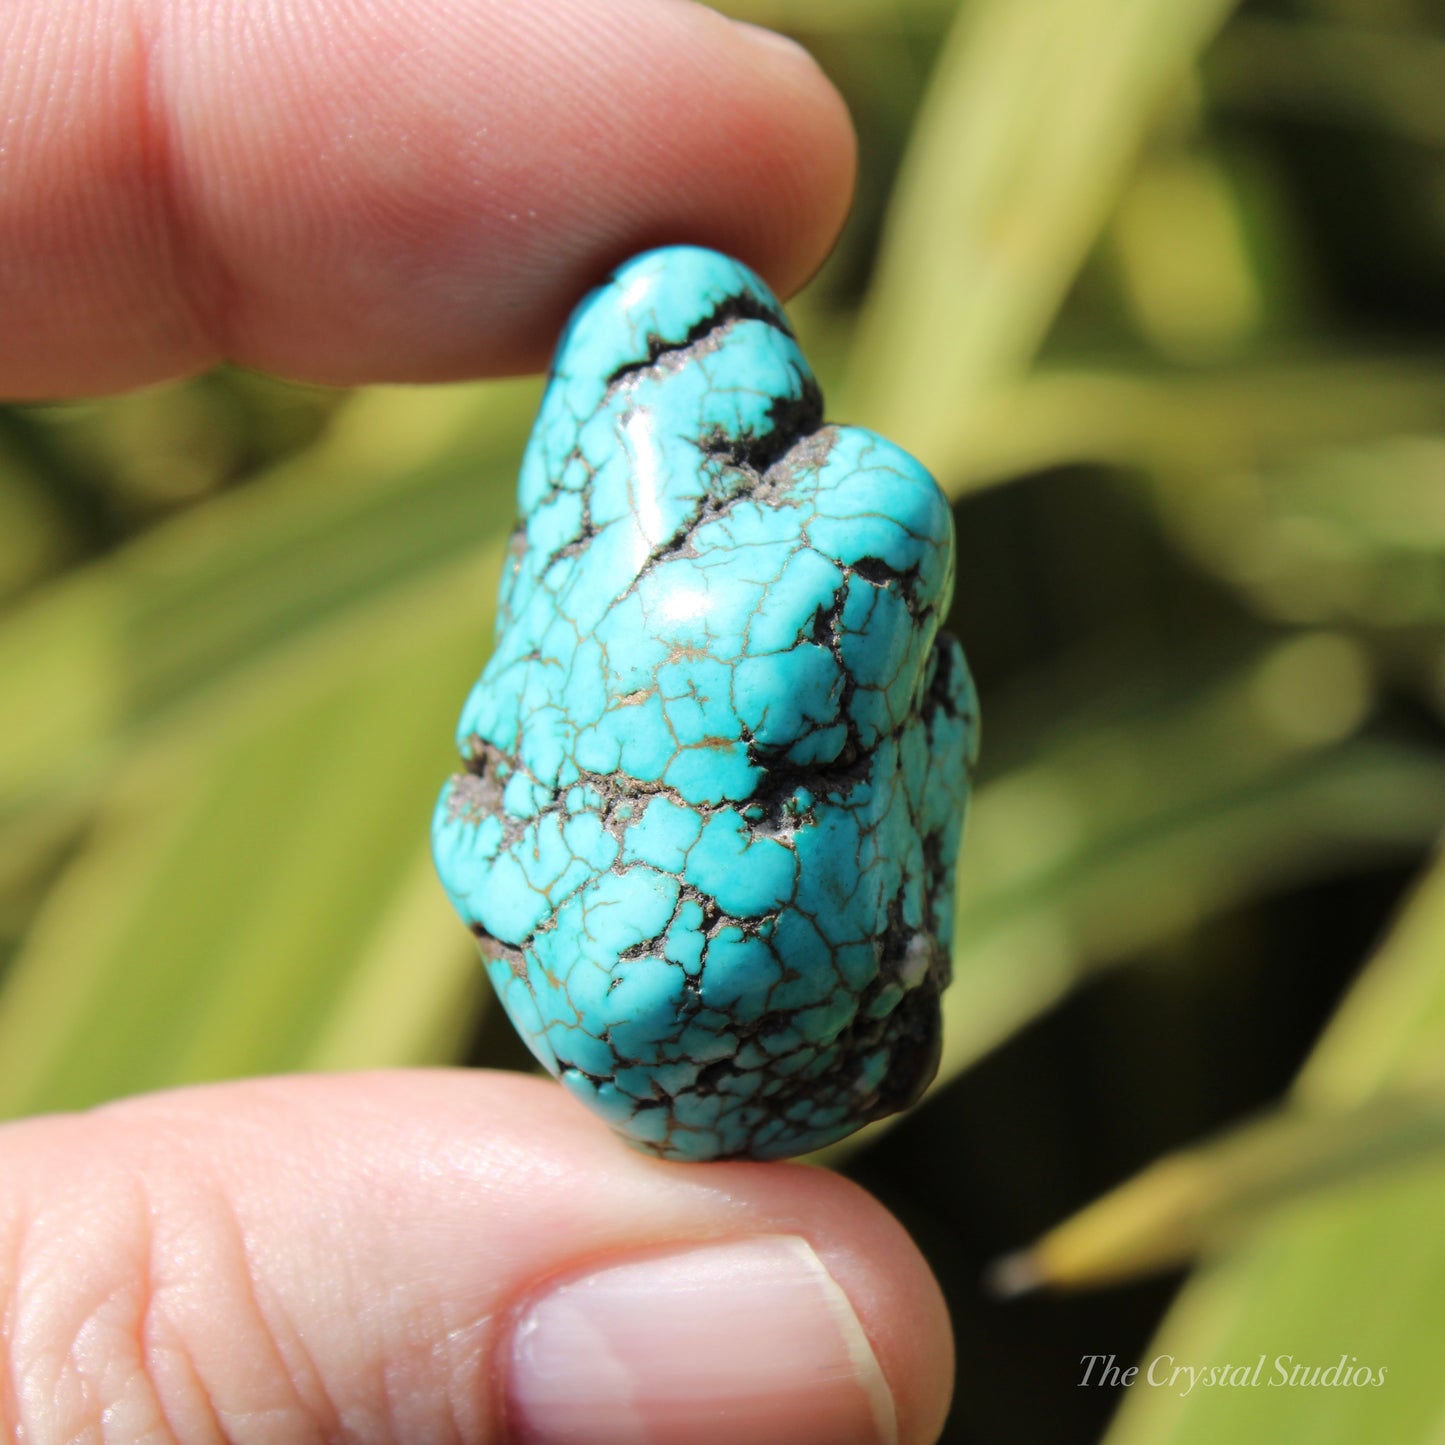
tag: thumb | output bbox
[0,1070,951,1444]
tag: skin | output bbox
[0,0,854,396]
[0,2,954,1440]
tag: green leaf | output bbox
[991,1088,1445,1292]
[0,379,536,820]
[938,741,1445,1099]
[0,548,502,1117]
[1150,431,1445,636]
[299,848,485,1074]
[1295,845,1445,1110]
[933,357,1445,499]
[1103,845,1445,1444]
[1109,1161,1445,1444]
[845,0,1236,456]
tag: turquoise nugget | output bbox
[432,246,978,1160]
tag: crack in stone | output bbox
[602,292,794,393]
[619,397,832,601]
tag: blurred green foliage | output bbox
[4,0,1445,1439]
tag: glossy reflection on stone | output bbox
[432,246,978,1160]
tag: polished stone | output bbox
[433,246,978,1160]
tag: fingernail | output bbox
[508,1235,898,1445]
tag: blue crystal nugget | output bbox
[432,247,978,1161]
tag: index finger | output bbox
[0,0,854,398]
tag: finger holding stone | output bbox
[0,0,856,398]
[0,1070,952,1444]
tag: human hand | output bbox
[0,3,953,1442]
